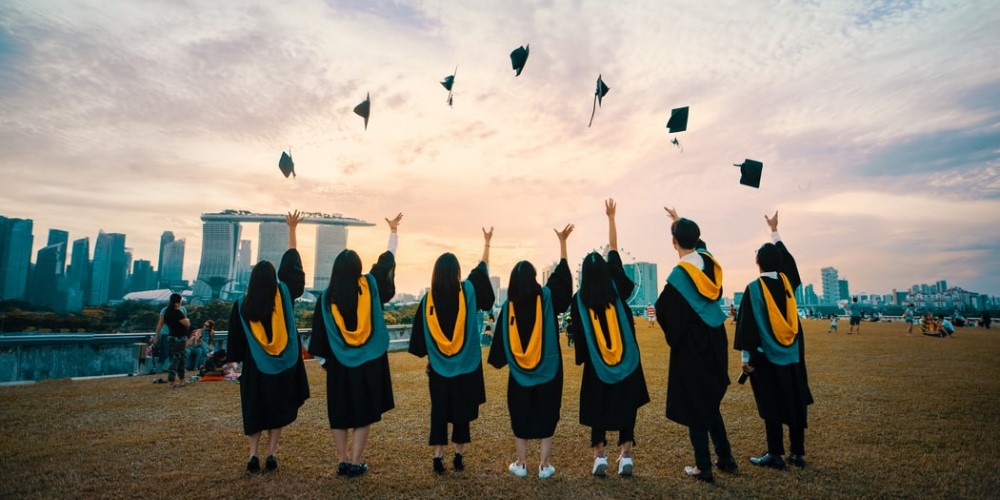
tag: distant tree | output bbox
[189,301,233,331]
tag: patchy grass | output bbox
[2,320,999,499]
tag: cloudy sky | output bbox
[2,0,999,300]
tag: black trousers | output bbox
[429,421,470,446]
[765,419,805,456]
[688,409,733,472]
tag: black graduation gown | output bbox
[570,251,651,431]
[488,259,572,439]
[655,252,730,428]
[227,249,310,436]
[733,241,813,427]
[308,251,396,429]
[409,262,495,428]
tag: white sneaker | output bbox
[618,456,633,477]
[538,464,556,479]
[508,461,527,478]
[592,456,608,477]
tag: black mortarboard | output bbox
[666,106,689,133]
[510,44,529,76]
[441,67,457,107]
[589,74,610,127]
[278,151,295,178]
[734,159,763,188]
[354,92,370,130]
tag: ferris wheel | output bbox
[574,244,643,305]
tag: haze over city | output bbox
[2,0,999,299]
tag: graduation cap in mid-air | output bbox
[278,150,295,179]
[666,106,689,151]
[354,92,371,130]
[510,44,529,76]
[734,159,763,188]
[441,67,457,107]
[588,74,610,127]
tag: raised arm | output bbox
[554,223,574,261]
[285,210,304,249]
[385,213,403,254]
[606,198,618,251]
[765,210,779,234]
[482,226,493,266]
[664,206,680,223]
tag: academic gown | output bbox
[487,259,572,439]
[655,252,730,428]
[227,249,310,436]
[409,262,495,428]
[570,251,651,431]
[308,251,396,429]
[734,241,813,428]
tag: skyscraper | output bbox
[66,237,90,312]
[235,239,252,292]
[838,279,850,303]
[47,229,69,275]
[0,216,34,301]
[257,222,288,266]
[821,266,839,304]
[313,225,347,290]
[130,260,156,293]
[29,242,64,310]
[157,231,174,285]
[89,231,127,305]
[194,220,242,301]
[159,238,185,288]
[489,275,501,307]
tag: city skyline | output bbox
[1,1,998,300]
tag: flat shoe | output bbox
[714,457,739,474]
[508,461,527,478]
[347,463,368,477]
[684,465,714,483]
[787,454,806,468]
[246,456,260,474]
[749,452,786,469]
[264,455,278,472]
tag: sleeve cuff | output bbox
[771,231,781,243]
[741,350,750,363]
[387,233,398,255]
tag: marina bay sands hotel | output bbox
[194,210,373,301]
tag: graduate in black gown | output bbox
[734,211,814,469]
[408,227,496,474]
[569,199,650,478]
[227,210,310,474]
[654,207,736,483]
[487,224,574,479]
[308,213,402,478]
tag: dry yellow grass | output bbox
[2,320,999,499]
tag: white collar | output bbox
[680,251,705,269]
[759,271,778,279]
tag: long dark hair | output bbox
[508,261,541,305]
[431,253,461,304]
[327,249,363,312]
[579,251,617,310]
[242,261,277,322]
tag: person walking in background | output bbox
[488,224,573,479]
[729,304,737,325]
[408,227,496,475]
[827,314,839,334]
[903,303,916,335]
[155,292,190,387]
[655,206,735,483]
[226,210,310,474]
[571,200,650,478]
[982,309,992,329]
[308,213,402,478]
[848,297,863,335]
[734,211,814,470]
[646,304,656,328]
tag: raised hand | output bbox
[765,211,779,232]
[482,226,494,245]
[554,223,574,242]
[285,209,305,227]
[605,198,616,218]
[664,206,680,222]
[385,213,403,233]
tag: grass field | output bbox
[2,320,999,499]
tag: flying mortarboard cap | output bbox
[354,92,371,130]
[734,159,763,188]
[510,44,529,76]
[441,67,457,107]
[278,151,295,178]
[666,106,689,133]
[589,74,611,127]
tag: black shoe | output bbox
[348,463,368,477]
[684,466,714,483]
[749,452,786,469]
[433,457,445,475]
[453,453,465,471]
[246,456,260,474]
[264,455,278,472]
[337,462,349,476]
[787,454,806,468]
[714,457,739,474]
